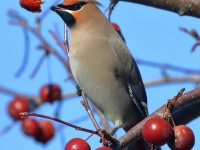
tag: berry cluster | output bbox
[142,117,195,149]
[7,84,61,143]
[22,118,55,143]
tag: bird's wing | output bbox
[108,38,148,117]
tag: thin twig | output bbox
[93,106,113,134]
[144,75,200,87]
[0,121,17,136]
[63,23,73,79]
[0,86,77,107]
[49,30,65,51]
[30,54,46,78]
[162,88,185,125]
[64,24,69,55]
[107,0,118,21]
[56,115,90,132]
[15,28,30,77]
[80,92,119,146]
[136,58,200,74]
[81,92,102,135]
[20,112,97,134]
[8,10,70,75]
[180,27,200,52]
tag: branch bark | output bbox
[117,0,200,18]
[118,88,200,148]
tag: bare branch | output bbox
[15,29,30,77]
[8,9,71,76]
[81,92,102,135]
[30,53,46,78]
[0,121,16,136]
[93,106,114,133]
[180,27,200,52]
[117,0,200,18]
[144,75,200,87]
[20,112,97,134]
[136,58,200,74]
[0,86,77,106]
[49,30,66,51]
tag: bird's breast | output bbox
[68,40,142,127]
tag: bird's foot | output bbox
[76,84,82,96]
[110,126,121,135]
[99,129,119,147]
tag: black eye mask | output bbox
[57,2,87,11]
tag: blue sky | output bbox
[1,0,200,149]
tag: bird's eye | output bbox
[73,4,81,10]
[72,2,86,11]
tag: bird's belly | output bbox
[69,55,142,127]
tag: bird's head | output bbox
[51,0,101,28]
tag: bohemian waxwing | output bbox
[51,0,148,149]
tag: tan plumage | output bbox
[51,1,148,149]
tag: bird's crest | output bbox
[62,0,101,6]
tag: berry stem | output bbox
[162,88,185,122]
[20,112,97,134]
[101,133,105,147]
[168,108,176,127]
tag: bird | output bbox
[51,0,148,149]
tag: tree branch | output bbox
[0,86,77,106]
[144,75,200,87]
[117,0,200,18]
[136,58,200,74]
[8,10,71,77]
[118,88,200,148]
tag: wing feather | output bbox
[109,37,148,117]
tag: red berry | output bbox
[111,23,125,42]
[39,84,62,103]
[64,138,91,150]
[111,23,121,33]
[35,120,55,143]
[8,96,29,120]
[167,125,195,150]
[19,0,44,13]
[95,147,113,150]
[142,118,173,146]
[21,118,39,137]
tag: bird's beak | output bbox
[50,5,59,12]
[50,4,76,27]
[50,4,65,12]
